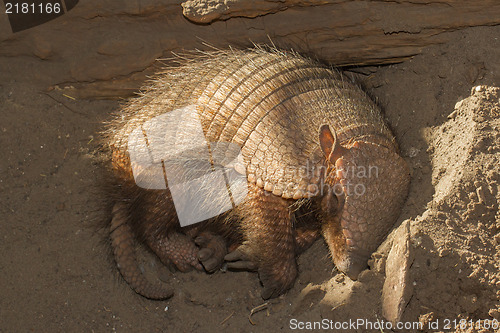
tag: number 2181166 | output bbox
[443,318,499,330]
[5,2,61,14]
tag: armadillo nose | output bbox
[335,251,369,280]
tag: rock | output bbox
[33,34,53,60]
[418,312,435,331]
[181,0,297,23]
[382,220,413,324]
[489,308,500,320]
[370,254,387,273]
[291,283,326,315]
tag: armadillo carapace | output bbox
[106,47,410,300]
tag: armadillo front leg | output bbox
[225,183,297,299]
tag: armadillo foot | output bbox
[194,231,227,272]
[224,244,258,271]
[147,232,203,272]
[225,243,296,299]
[225,227,317,266]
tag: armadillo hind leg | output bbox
[146,231,203,272]
[110,202,173,299]
[128,190,206,273]
[225,183,297,300]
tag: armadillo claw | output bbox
[225,245,297,299]
[194,231,227,273]
[225,260,258,271]
[224,245,258,271]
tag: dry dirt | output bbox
[0,10,499,333]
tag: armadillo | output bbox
[105,47,410,300]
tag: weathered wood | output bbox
[180,0,500,65]
[0,0,498,92]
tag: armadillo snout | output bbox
[322,140,410,279]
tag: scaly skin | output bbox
[110,202,173,299]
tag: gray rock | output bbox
[382,220,413,324]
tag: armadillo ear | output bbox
[319,125,335,158]
[319,124,348,163]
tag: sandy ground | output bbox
[0,15,499,333]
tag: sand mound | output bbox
[410,86,500,326]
